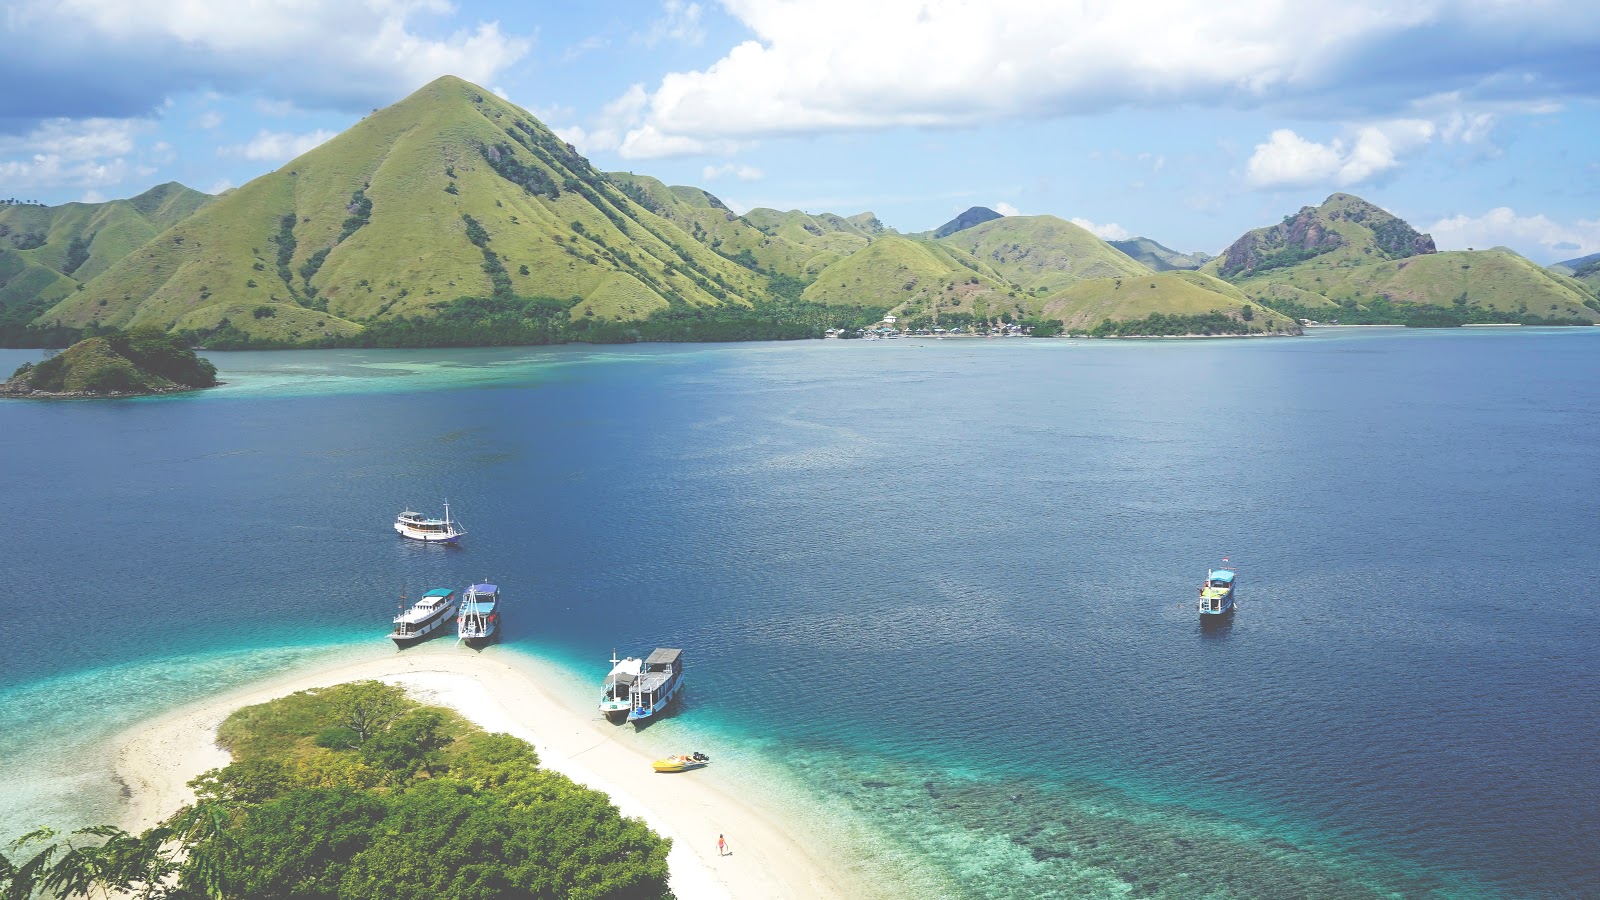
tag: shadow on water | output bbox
[1198,612,1235,639]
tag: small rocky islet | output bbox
[2,327,218,398]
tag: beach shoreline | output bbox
[111,643,860,900]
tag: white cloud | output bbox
[0,117,152,191]
[994,202,1021,216]
[193,111,224,129]
[3,0,531,118]
[1069,217,1132,241]
[640,1,704,46]
[701,162,764,181]
[218,129,337,162]
[1428,207,1600,263]
[208,178,235,194]
[606,0,1445,155]
[80,189,107,203]
[1245,120,1436,189]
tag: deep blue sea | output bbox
[2,328,1597,898]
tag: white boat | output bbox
[394,502,465,543]
[456,582,500,647]
[389,588,457,646]
[599,651,643,723]
[628,648,684,725]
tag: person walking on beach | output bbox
[717,834,728,856]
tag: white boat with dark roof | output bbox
[389,588,458,646]
[394,502,465,543]
[599,651,643,723]
[627,648,684,725]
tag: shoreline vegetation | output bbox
[2,648,860,900]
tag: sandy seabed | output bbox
[112,643,858,900]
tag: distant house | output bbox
[883,314,897,325]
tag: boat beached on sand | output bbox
[390,588,458,646]
[394,502,465,543]
[628,648,684,725]
[1198,562,1237,620]
[599,651,643,723]
[457,583,500,647]
[652,751,709,773]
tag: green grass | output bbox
[801,234,1013,311]
[938,215,1150,293]
[1039,271,1299,334]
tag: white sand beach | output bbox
[112,644,857,900]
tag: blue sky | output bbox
[2,0,1598,262]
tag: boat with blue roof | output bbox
[390,588,457,646]
[1198,562,1237,620]
[457,582,500,647]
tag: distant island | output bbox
[2,327,218,397]
[0,75,1593,349]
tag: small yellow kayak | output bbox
[652,752,709,773]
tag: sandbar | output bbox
[112,643,858,900]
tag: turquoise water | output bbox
[1,330,1597,897]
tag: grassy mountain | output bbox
[741,207,883,273]
[938,215,1150,294]
[800,234,1013,312]
[1108,237,1214,271]
[1208,194,1600,325]
[932,206,1002,238]
[44,76,771,343]
[603,172,828,279]
[1550,252,1600,296]
[1040,271,1298,335]
[0,184,211,337]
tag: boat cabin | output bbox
[604,669,637,702]
[397,511,453,533]
[1206,570,1235,591]
[631,649,683,714]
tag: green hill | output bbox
[2,326,217,396]
[938,215,1150,294]
[800,235,1014,313]
[0,184,212,340]
[1040,271,1298,336]
[43,76,772,344]
[1550,252,1600,296]
[1209,194,1600,325]
[1108,237,1214,271]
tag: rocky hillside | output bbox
[1208,194,1599,325]
[932,206,1003,238]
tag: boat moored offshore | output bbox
[394,502,465,543]
[1198,563,1237,620]
[456,583,500,647]
[627,648,684,725]
[390,588,458,645]
[599,651,643,723]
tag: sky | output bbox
[2,0,1598,263]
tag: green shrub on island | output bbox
[3,327,218,396]
[0,681,674,900]
[1090,311,1254,337]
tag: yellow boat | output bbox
[652,752,709,773]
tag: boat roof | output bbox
[645,648,682,667]
[423,588,455,597]
[469,583,498,594]
[1209,569,1235,583]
